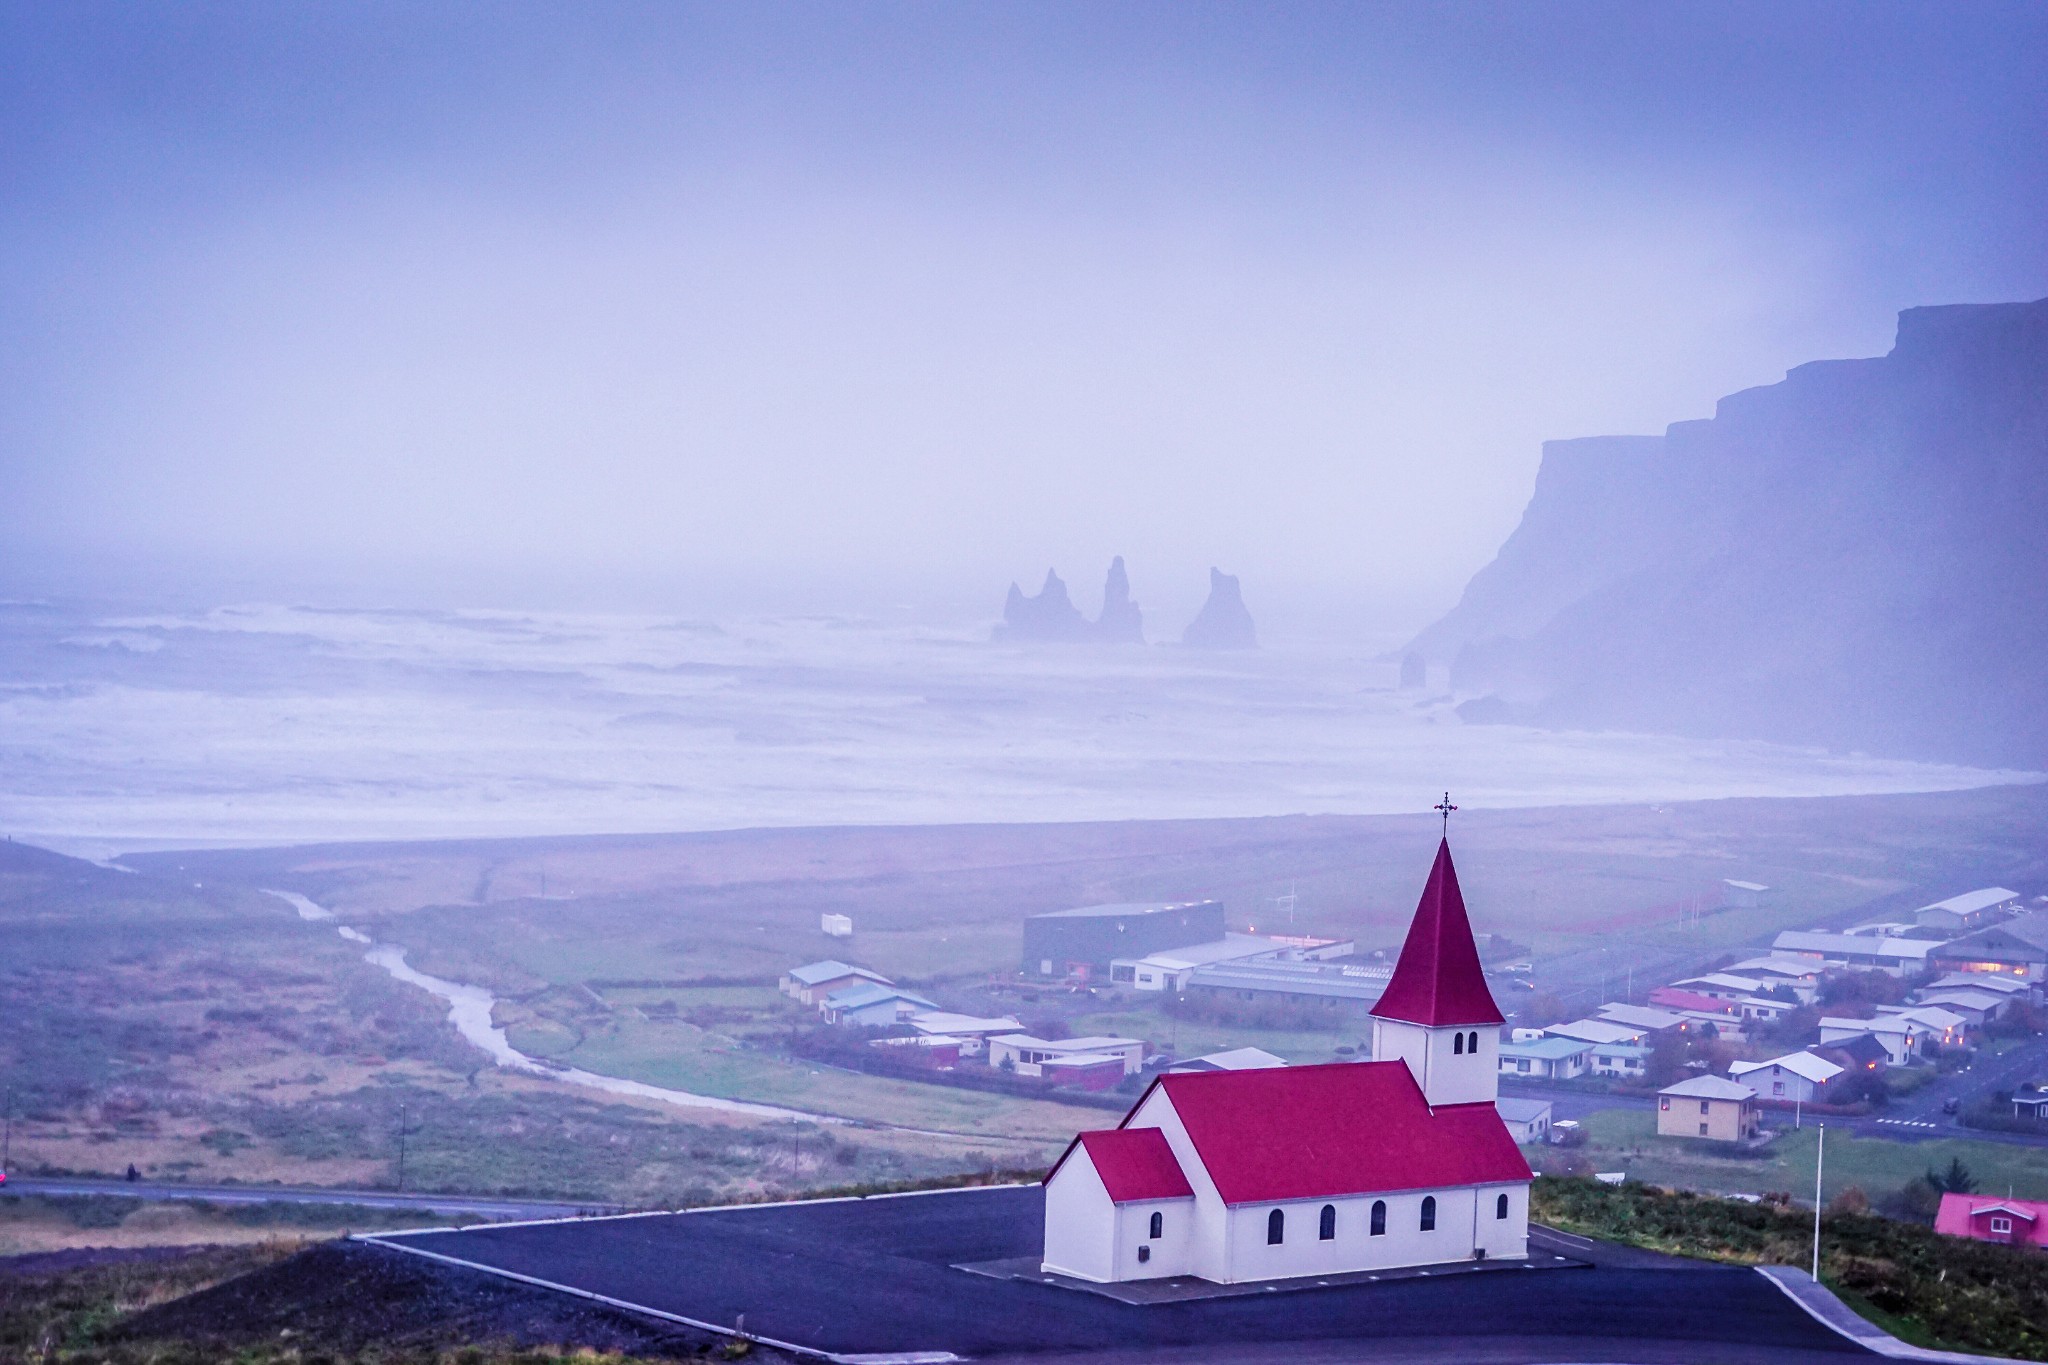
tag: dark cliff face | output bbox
[994,569,1089,642]
[1182,568,1258,650]
[1093,555,1145,643]
[1412,298,2048,769]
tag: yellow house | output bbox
[1657,1075,1760,1142]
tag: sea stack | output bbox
[1091,556,1145,643]
[994,569,1089,642]
[1181,568,1257,650]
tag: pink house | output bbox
[1935,1193,2048,1248]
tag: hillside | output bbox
[1412,298,2048,769]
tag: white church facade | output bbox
[1041,838,1532,1284]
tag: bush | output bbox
[1532,1176,2048,1359]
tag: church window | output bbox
[1453,1033,1464,1055]
[1420,1196,1437,1232]
[1319,1204,1336,1240]
[1469,1031,1480,1052]
[1267,1209,1285,1244]
[1149,1211,1163,1239]
[1496,1193,1510,1220]
[1370,1200,1386,1236]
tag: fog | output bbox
[4,3,2044,631]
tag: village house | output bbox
[1657,1075,1760,1142]
[1039,838,1531,1284]
[1728,1051,1845,1104]
[907,1012,1024,1056]
[780,959,892,1006]
[1595,1003,1691,1035]
[1936,1194,2048,1248]
[1770,930,1941,976]
[1166,1046,1288,1073]
[1587,1044,1649,1080]
[1818,1015,1927,1067]
[1495,1097,1553,1144]
[1914,888,2023,937]
[822,982,939,1025]
[990,1034,1146,1076]
[1931,913,2048,982]
[1498,1036,1593,1080]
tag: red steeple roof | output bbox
[1369,839,1504,1027]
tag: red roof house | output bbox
[1042,837,1532,1286]
[1936,1194,2048,1248]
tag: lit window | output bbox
[1420,1196,1436,1232]
[1150,1210,1163,1239]
[1319,1204,1336,1240]
[1370,1200,1386,1236]
[1268,1209,1285,1244]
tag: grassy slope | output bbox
[1533,1175,2048,1360]
[1572,1108,2048,1204]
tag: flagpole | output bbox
[1811,1124,1825,1281]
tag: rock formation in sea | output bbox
[1092,556,1145,643]
[994,569,1089,642]
[1409,297,2048,768]
[1182,568,1258,650]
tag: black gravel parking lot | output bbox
[363,1185,1869,1362]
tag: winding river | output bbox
[264,889,845,1124]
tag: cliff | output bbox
[1182,568,1258,650]
[1411,298,2048,769]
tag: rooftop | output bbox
[1030,900,1219,920]
[1772,931,1940,959]
[1501,1037,1594,1060]
[1919,887,2022,916]
[1147,1061,1531,1203]
[1369,839,1503,1028]
[1056,1128,1195,1204]
[1729,1052,1844,1085]
[1659,1074,1756,1101]
[786,960,890,986]
[1545,1019,1643,1045]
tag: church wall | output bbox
[1473,1182,1530,1260]
[1372,1017,1499,1107]
[1126,1089,1234,1281]
[1040,1146,1116,1282]
[1222,1186,1487,1282]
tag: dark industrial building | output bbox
[1022,900,1226,978]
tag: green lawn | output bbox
[1572,1107,2048,1204]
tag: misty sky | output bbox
[3,3,2044,632]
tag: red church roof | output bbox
[1140,1061,1530,1205]
[1045,1126,1195,1203]
[1369,839,1504,1027]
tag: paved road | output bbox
[0,1175,614,1220]
[363,1184,1868,1362]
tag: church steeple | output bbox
[1369,838,1503,1108]
[1371,838,1503,1028]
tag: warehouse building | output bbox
[1023,900,1226,979]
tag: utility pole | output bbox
[3,1085,11,1177]
[397,1101,408,1192]
[1811,1124,1826,1282]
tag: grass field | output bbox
[1567,1107,2048,1205]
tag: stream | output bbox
[263,889,845,1124]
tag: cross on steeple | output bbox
[1434,791,1458,836]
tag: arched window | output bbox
[1468,1031,1480,1053]
[1420,1196,1437,1232]
[1496,1193,1510,1220]
[1149,1210,1163,1239]
[1369,1200,1386,1236]
[1319,1204,1336,1240]
[1452,1032,1464,1055]
[1267,1209,1285,1245]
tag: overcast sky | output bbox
[2,2,2043,632]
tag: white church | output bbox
[1041,838,1532,1284]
